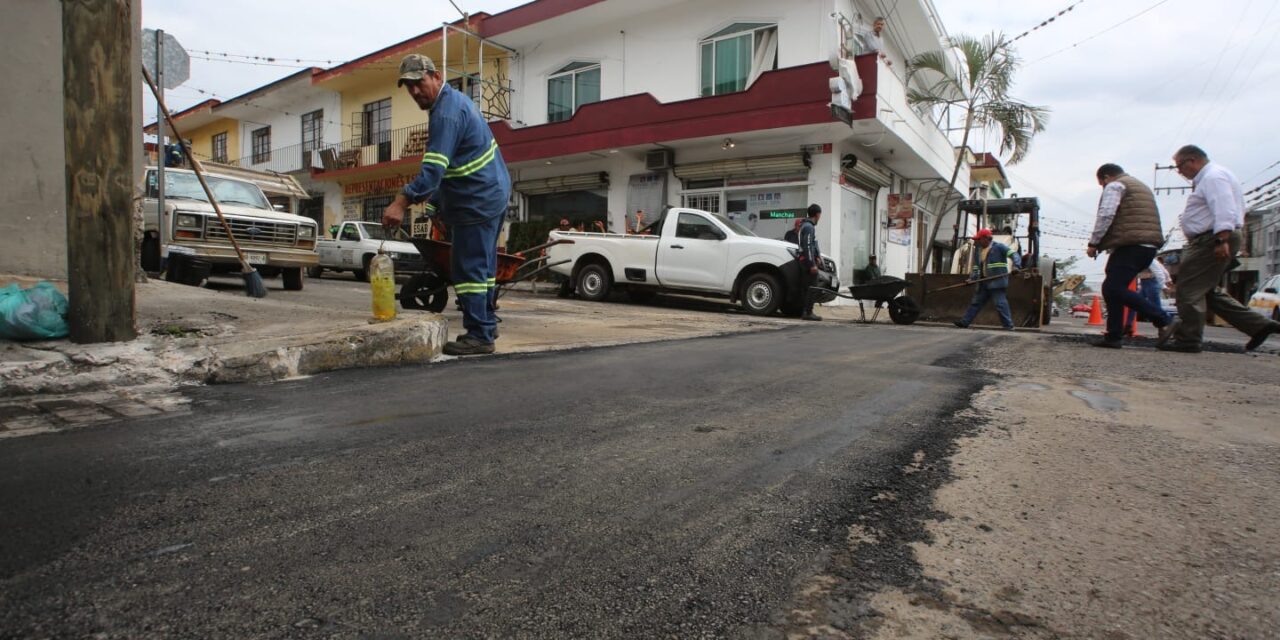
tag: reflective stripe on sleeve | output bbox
[444,140,498,178]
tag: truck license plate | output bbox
[245,252,267,265]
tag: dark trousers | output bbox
[800,268,818,314]
[1102,245,1169,340]
[450,214,503,343]
[1172,231,1271,344]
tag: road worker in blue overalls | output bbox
[953,228,1022,330]
[382,54,512,356]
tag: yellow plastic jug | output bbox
[370,251,397,321]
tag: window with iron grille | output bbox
[251,127,271,164]
[362,195,396,225]
[211,132,228,163]
[301,110,323,153]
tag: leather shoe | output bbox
[801,313,823,321]
[443,335,495,356]
[1245,322,1280,351]
[1157,341,1202,353]
[1156,319,1179,347]
[953,320,968,328]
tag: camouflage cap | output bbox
[397,54,437,86]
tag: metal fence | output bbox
[313,123,430,173]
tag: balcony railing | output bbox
[313,123,430,173]
[228,140,327,175]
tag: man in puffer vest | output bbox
[1085,164,1174,349]
[954,228,1021,330]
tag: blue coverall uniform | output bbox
[959,241,1021,328]
[402,82,512,344]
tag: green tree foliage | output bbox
[907,33,1049,272]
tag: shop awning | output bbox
[514,171,609,195]
[673,153,809,181]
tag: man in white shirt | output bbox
[1160,145,1280,352]
[855,17,892,66]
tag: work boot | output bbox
[1091,337,1122,349]
[953,320,969,328]
[1156,319,1179,347]
[1157,341,1202,353]
[443,335,495,356]
[1245,322,1280,351]
[801,313,823,321]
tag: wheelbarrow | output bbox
[823,275,920,325]
[398,237,571,312]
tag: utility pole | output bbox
[1153,162,1194,196]
[63,0,138,343]
[155,29,166,245]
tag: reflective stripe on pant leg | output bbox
[448,215,503,342]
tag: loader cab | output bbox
[950,197,1048,276]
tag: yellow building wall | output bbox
[179,118,240,163]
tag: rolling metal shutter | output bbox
[673,153,809,181]
[514,172,609,195]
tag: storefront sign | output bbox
[760,208,806,220]
[343,175,414,197]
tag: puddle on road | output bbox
[1070,390,1127,412]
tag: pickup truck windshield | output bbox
[150,171,271,210]
[711,213,756,237]
[358,223,392,241]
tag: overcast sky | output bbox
[143,0,1280,279]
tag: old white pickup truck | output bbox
[144,166,319,290]
[547,208,838,316]
[311,221,426,281]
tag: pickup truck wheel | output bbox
[577,263,612,302]
[307,266,323,279]
[355,255,371,282]
[282,267,304,291]
[741,273,782,316]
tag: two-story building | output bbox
[144,68,343,229]
[151,0,973,286]
[299,0,969,286]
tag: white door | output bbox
[840,187,874,282]
[655,212,729,290]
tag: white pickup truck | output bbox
[144,166,319,290]
[312,221,426,281]
[548,208,838,316]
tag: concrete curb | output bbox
[1,316,448,398]
[206,317,448,384]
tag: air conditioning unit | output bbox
[645,149,674,171]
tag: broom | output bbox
[142,67,267,298]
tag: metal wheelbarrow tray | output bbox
[831,275,920,325]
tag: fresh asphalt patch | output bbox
[751,348,999,638]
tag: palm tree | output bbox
[906,33,1049,273]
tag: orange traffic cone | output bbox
[1087,295,1104,326]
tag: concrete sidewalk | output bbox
[1,278,447,399]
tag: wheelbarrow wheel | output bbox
[399,272,450,312]
[888,295,920,325]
